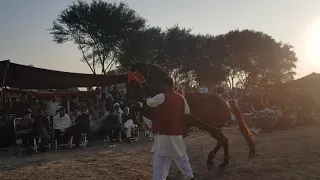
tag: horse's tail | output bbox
[230,100,256,159]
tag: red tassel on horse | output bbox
[128,70,146,83]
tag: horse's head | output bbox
[129,62,170,98]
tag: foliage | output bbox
[223,29,297,87]
[49,0,146,74]
[50,2,298,88]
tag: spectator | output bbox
[105,95,114,110]
[53,106,72,145]
[104,109,122,140]
[37,100,47,112]
[89,106,100,132]
[113,103,123,115]
[97,106,109,138]
[34,109,50,151]
[30,98,37,116]
[70,96,77,110]
[26,95,33,105]
[47,96,59,119]
[69,109,80,124]
[122,106,137,143]
[0,116,11,148]
[73,109,91,146]
[75,109,90,134]
[77,98,87,111]
[16,95,30,117]
[10,97,19,115]
[99,106,109,122]
[16,109,36,154]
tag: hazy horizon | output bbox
[1,0,320,79]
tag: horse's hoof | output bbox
[219,159,229,167]
[206,160,214,165]
[206,162,215,171]
[219,163,227,168]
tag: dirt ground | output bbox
[1,125,320,180]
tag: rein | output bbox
[187,114,226,152]
[189,113,254,136]
[189,114,226,129]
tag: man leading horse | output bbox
[138,77,195,180]
[131,62,255,179]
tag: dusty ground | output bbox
[1,125,320,180]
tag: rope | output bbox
[189,114,227,129]
[189,113,255,136]
[190,131,203,152]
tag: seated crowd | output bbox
[0,84,317,154]
[0,86,139,154]
[217,87,316,133]
[189,85,316,133]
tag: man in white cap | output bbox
[113,103,124,125]
[113,103,123,115]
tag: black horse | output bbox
[130,62,255,167]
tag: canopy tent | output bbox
[265,72,320,89]
[0,60,127,89]
[3,88,98,100]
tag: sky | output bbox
[1,0,320,79]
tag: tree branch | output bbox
[76,32,96,74]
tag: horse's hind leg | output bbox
[207,130,223,165]
[218,131,229,167]
[207,141,222,165]
[207,129,230,167]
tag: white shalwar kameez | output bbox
[145,93,195,180]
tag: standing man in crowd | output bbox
[47,96,59,123]
[138,77,195,180]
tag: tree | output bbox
[191,34,230,87]
[119,27,165,67]
[119,25,200,88]
[256,43,297,84]
[49,0,146,74]
[222,29,297,87]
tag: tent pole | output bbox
[0,60,10,107]
[67,100,70,114]
[125,67,128,102]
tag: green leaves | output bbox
[49,0,146,74]
[49,1,298,88]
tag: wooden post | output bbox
[0,60,10,108]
